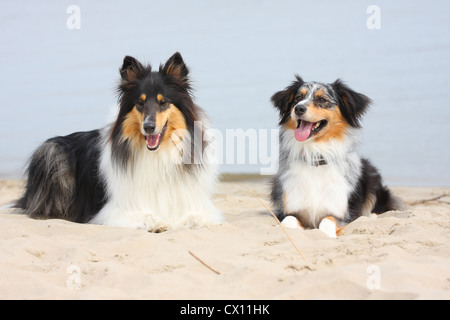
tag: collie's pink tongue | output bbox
[294,121,313,142]
[146,134,161,149]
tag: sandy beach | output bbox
[0,178,449,300]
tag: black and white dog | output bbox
[14,53,223,232]
[271,76,405,237]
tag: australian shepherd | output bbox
[270,75,405,238]
[14,52,223,232]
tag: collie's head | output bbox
[271,75,371,144]
[112,52,198,153]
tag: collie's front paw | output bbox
[148,224,169,233]
[139,215,169,233]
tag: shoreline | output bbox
[1,171,448,187]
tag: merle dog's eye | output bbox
[316,96,327,103]
[294,95,303,104]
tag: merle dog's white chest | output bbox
[281,161,352,227]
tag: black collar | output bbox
[301,152,328,166]
[310,157,327,166]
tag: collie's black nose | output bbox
[294,105,307,115]
[143,121,156,134]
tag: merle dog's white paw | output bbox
[281,216,303,229]
[318,218,337,238]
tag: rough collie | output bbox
[270,75,404,238]
[14,52,223,232]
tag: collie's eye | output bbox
[156,94,169,106]
[136,99,145,110]
[137,94,147,106]
[316,97,327,103]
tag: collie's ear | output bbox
[161,52,189,83]
[120,56,145,82]
[332,79,372,128]
[271,75,304,125]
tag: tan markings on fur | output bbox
[121,106,144,147]
[165,64,183,79]
[307,105,349,143]
[288,93,295,103]
[314,89,325,98]
[341,96,349,111]
[323,216,336,224]
[284,108,297,130]
[300,88,307,96]
[156,94,165,103]
[154,108,171,132]
[121,104,187,150]
[125,69,138,82]
[160,104,187,148]
[140,94,147,101]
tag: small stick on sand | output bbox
[189,251,221,275]
[407,193,449,206]
[235,183,306,261]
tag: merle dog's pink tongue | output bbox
[146,134,160,149]
[294,121,314,141]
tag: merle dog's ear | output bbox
[271,75,304,125]
[161,52,189,84]
[120,56,145,82]
[332,79,372,128]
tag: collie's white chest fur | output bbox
[90,131,223,231]
[281,161,352,227]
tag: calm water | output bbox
[0,1,449,186]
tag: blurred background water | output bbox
[0,0,449,186]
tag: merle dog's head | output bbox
[271,75,371,142]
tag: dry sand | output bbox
[0,178,449,300]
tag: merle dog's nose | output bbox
[295,105,307,115]
[143,121,156,134]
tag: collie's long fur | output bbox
[270,75,405,237]
[15,52,223,232]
